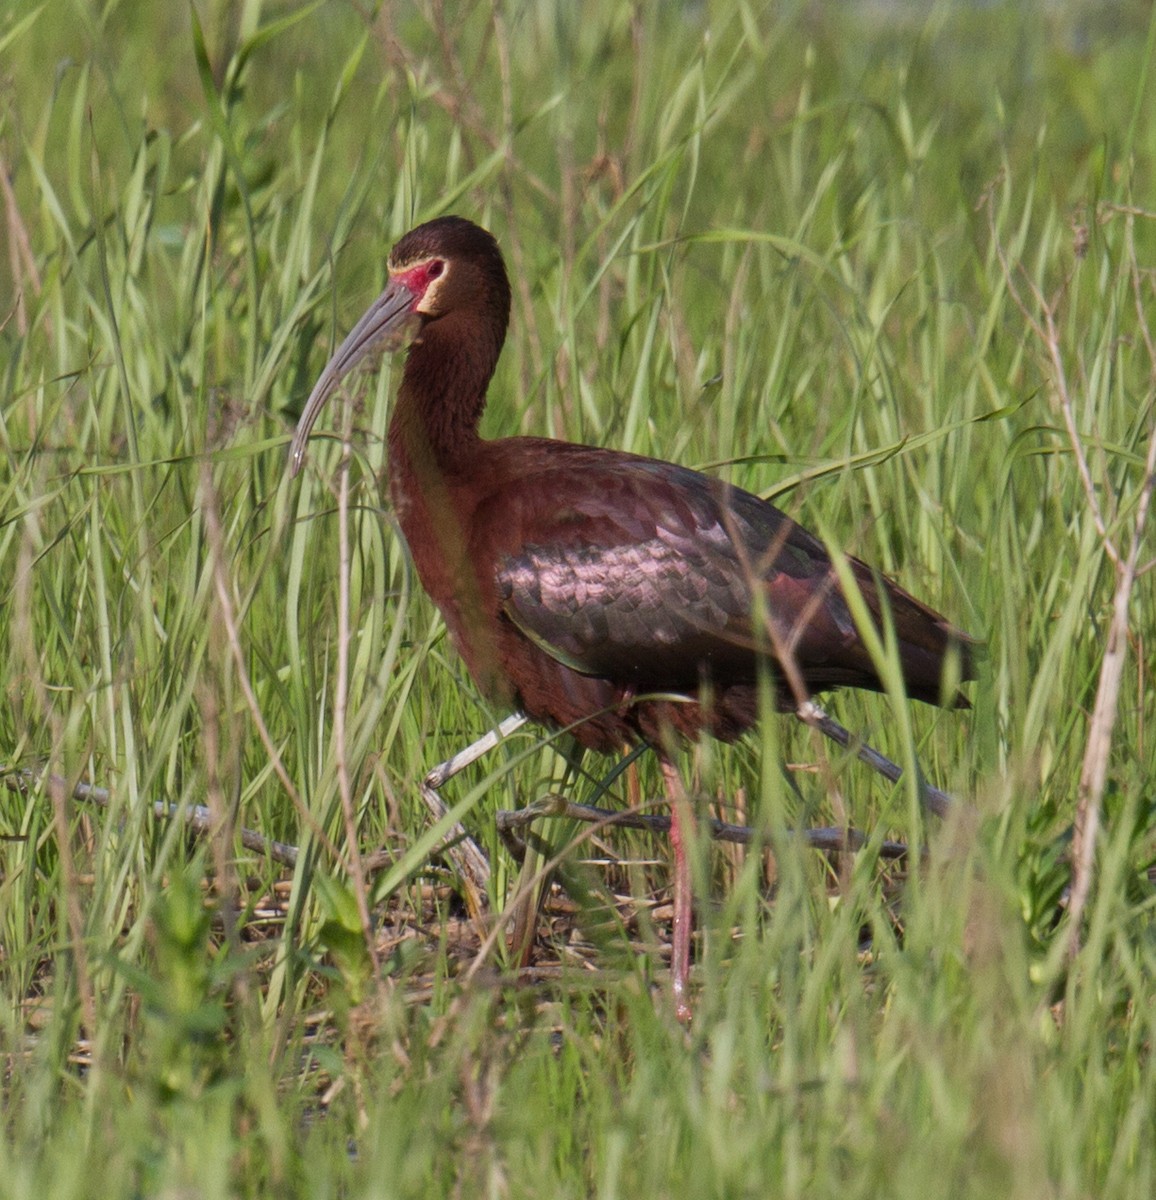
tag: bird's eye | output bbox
[427,260,444,280]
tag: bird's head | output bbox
[289,215,510,475]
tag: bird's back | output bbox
[433,438,976,747]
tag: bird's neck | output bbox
[387,312,501,471]
[384,313,511,704]
[385,312,499,622]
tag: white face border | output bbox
[390,257,449,316]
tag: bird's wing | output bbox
[482,456,860,689]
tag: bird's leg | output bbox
[660,758,695,1024]
[795,701,953,819]
[420,712,528,916]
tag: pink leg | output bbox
[661,759,694,1024]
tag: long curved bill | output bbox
[289,278,419,476]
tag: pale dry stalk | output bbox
[990,192,1156,957]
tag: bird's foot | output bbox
[795,701,955,819]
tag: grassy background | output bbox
[2,0,1155,1195]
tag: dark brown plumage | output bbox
[291,214,977,1020]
